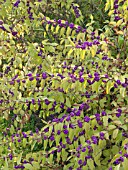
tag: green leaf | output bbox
[3,166,9,170]
[112,129,119,139]
[110,0,114,9]
[108,125,116,130]
[120,88,125,97]
[80,49,86,60]
[51,25,54,32]
[14,120,17,127]
[4,157,8,169]
[68,37,75,47]
[26,153,32,160]
[84,122,90,134]
[48,125,53,136]
[69,129,74,142]
[92,81,102,93]
[42,156,46,165]
[82,165,89,170]
[94,153,101,166]
[80,136,85,145]
[66,27,71,36]
[59,93,64,103]
[61,78,69,92]
[106,80,114,94]
[49,154,53,164]
[103,149,111,157]
[87,159,95,170]
[45,45,55,53]
[122,158,128,170]
[80,151,87,161]
[118,36,124,47]
[74,141,78,149]
[122,138,128,146]
[30,103,34,110]
[77,33,85,41]
[55,135,60,146]
[62,149,68,161]
[66,97,71,107]
[17,153,22,164]
[111,154,120,163]
[114,164,120,170]
[90,14,93,20]
[99,139,106,149]
[3,24,10,32]
[32,161,40,169]
[51,43,58,46]
[68,48,73,57]
[57,152,61,162]
[56,25,60,33]
[92,144,101,157]
[105,2,110,11]
[31,141,37,151]
[120,75,125,83]
[116,19,123,26]
[103,116,108,127]
[91,119,97,129]
[31,56,43,65]
[112,146,119,155]
[44,139,48,150]
[23,138,27,148]
[60,27,65,36]
[104,132,109,140]
[10,125,15,134]
[46,24,49,31]
[24,163,33,169]
[113,74,119,81]
[91,45,97,57]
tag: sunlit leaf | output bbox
[122,158,128,170]
[24,163,33,169]
[66,97,71,107]
[87,159,95,170]
[17,153,22,164]
[112,129,119,139]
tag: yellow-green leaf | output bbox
[106,81,114,94]
[60,27,65,36]
[68,48,73,57]
[112,129,119,139]
[120,88,125,97]
[105,2,110,11]
[91,46,97,57]
[122,158,128,170]
[80,50,86,60]
[68,37,75,47]
[17,153,22,164]
[87,159,95,170]
[110,0,114,9]
[56,25,60,34]
[66,97,71,107]
[66,27,71,36]
[3,24,10,32]
[24,163,33,170]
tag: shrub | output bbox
[0,0,128,169]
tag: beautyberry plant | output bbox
[0,0,128,170]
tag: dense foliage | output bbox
[0,0,128,169]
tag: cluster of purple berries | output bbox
[43,17,86,34]
[26,1,34,20]
[72,4,81,18]
[13,0,20,7]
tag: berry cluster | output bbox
[72,4,81,18]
